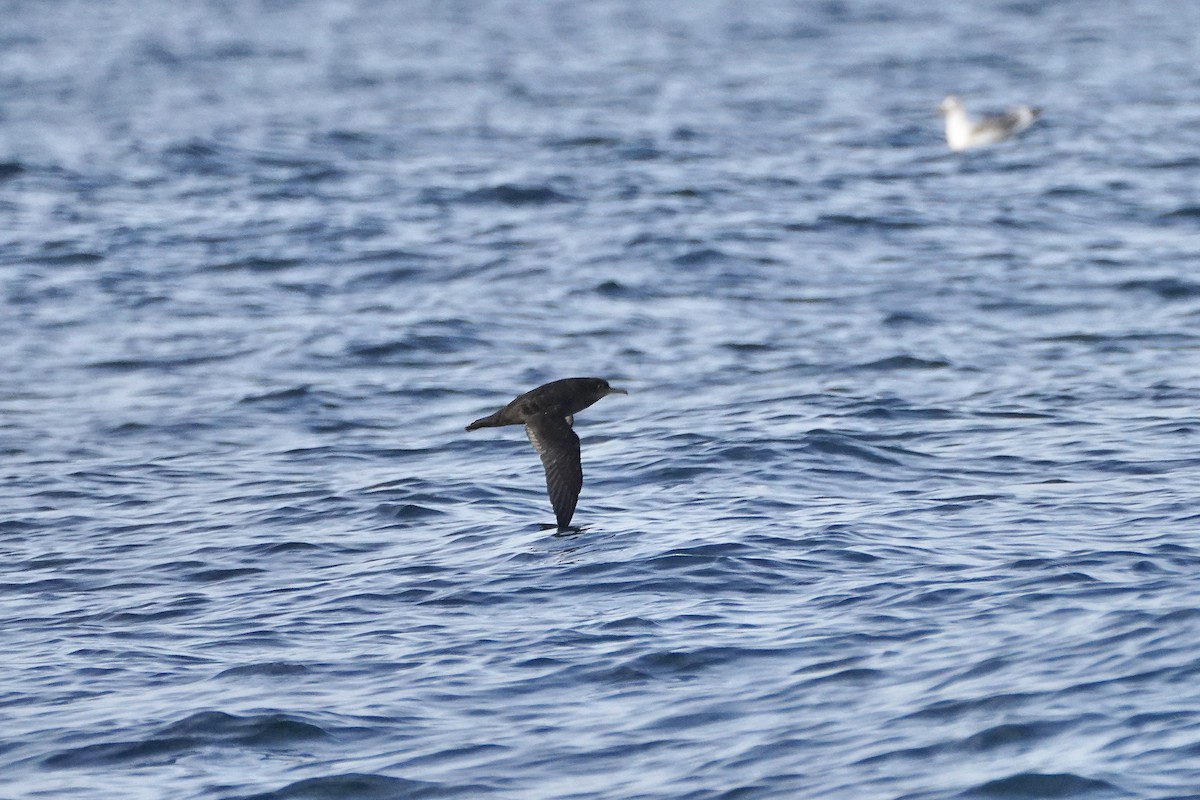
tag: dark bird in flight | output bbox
[466,377,628,530]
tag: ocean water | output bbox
[4,1,1200,798]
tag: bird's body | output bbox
[938,95,1040,151]
[466,377,627,530]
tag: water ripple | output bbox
[5,1,1200,799]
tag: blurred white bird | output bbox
[937,95,1041,151]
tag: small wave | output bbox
[883,311,938,326]
[374,502,447,520]
[239,385,314,404]
[160,140,234,175]
[1116,278,1200,300]
[345,329,481,362]
[1043,184,1099,198]
[857,355,951,370]
[231,773,479,800]
[183,567,265,583]
[957,720,1074,753]
[42,737,193,769]
[814,213,923,230]
[671,247,728,267]
[643,707,742,733]
[162,710,331,747]
[594,278,649,298]
[1145,157,1200,169]
[26,250,104,266]
[209,257,305,272]
[798,666,886,687]
[242,540,324,555]
[616,644,796,680]
[86,351,249,371]
[343,266,422,291]
[312,129,398,160]
[1158,205,1200,221]
[803,430,923,467]
[959,771,1127,799]
[545,134,623,148]
[42,711,349,770]
[421,183,573,206]
[216,662,311,679]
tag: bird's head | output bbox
[590,378,628,398]
[937,95,961,116]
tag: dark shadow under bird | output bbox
[466,377,628,530]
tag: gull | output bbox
[938,95,1041,151]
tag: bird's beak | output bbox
[607,387,629,396]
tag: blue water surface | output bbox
[4,1,1200,798]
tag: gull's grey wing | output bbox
[525,412,583,529]
[975,107,1038,141]
[978,111,1023,136]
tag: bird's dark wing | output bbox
[525,412,582,529]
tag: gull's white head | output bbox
[937,95,963,116]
